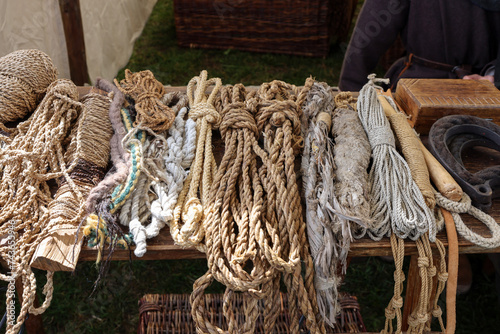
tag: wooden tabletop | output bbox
[78,86,500,262]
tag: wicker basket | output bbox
[138,292,366,333]
[173,0,335,57]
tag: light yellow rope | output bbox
[169,70,221,251]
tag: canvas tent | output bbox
[0,0,157,83]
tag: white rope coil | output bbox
[357,75,436,241]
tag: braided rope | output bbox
[435,191,500,248]
[170,70,221,251]
[357,75,435,241]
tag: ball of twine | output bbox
[0,49,58,124]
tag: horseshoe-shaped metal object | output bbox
[428,115,500,212]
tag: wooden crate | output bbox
[173,0,335,57]
[395,78,500,134]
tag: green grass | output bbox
[3,0,499,332]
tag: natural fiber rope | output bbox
[114,69,175,132]
[381,234,405,334]
[407,234,435,333]
[435,191,500,248]
[0,49,58,135]
[191,84,278,334]
[332,92,372,240]
[119,92,194,257]
[253,80,324,333]
[302,79,359,327]
[0,79,85,334]
[169,70,221,252]
[378,92,435,209]
[357,75,435,241]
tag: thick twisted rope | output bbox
[435,191,500,248]
[191,84,279,334]
[0,80,85,334]
[170,70,221,251]
[253,80,325,333]
[114,69,175,132]
[357,75,435,241]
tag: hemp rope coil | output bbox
[191,84,279,334]
[253,80,324,333]
[0,79,94,334]
[119,92,195,257]
[357,75,435,242]
[0,49,58,137]
[169,70,221,252]
[114,69,175,133]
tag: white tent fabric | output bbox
[0,0,157,83]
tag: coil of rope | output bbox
[169,70,221,252]
[119,92,194,257]
[0,79,87,334]
[357,75,435,241]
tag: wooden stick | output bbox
[378,90,463,202]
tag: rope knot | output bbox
[427,265,437,277]
[368,125,396,148]
[432,307,443,318]
[189,103,221,128]
[182,197,203,226]
[220,103,258,138]
[437,272,448,282]
[417,257,430,268]
[392,296,403,308]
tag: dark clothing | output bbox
[339,0,500,91]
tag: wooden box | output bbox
[395,79,500,134]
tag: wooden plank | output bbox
[59,0,89,85]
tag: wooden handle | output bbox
[419,141,462,201]
[378,92,463,201]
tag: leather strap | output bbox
[410,54,473,78]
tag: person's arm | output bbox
[339,0,410,91]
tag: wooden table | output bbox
[76,86,500,333]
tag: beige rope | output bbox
[0,49,58,134]
[169,70,221,252]
[114,69,175,132]
[0,79,85,334]
[254,80,324,333]
[381,234,405,334]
